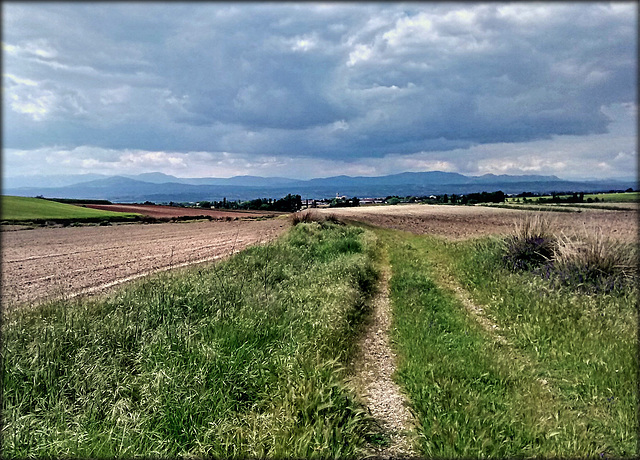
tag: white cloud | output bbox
[347,44,373,66]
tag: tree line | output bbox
[200,194,303,213]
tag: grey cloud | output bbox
[2,2,637,168]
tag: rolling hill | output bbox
[3,172,635,203]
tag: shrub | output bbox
[290,211,343,226]
[546,230,637,293]
[502,215,637,293]
[502,214,556,271]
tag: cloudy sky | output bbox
[3,2,637,180]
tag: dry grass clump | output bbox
[503,214,637,293]
[503,213,556,271]
[549,229,637,291]
[290,210,343,226]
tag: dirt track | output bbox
[320,204,638,242]
[2,218,288,308]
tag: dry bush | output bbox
[503,213,557,270]
[290,211,343,226]
[550,228,637,290]
[503,214,637,292]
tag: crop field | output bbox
[320,203,638,242]
[1,196,140,223]
[505,191,639,203]
[1,218,288,307]
[83,203,282,219]
[2,203,637,458]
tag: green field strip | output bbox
[1,196,140,221]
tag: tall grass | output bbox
[504,214,636,293]
[2,222,379,458]
[374,227,637,458]
[550,230,636,292]
[454,237,638,458]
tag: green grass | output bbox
[506,191,639,203]
[2,222,380,458]
[375,227,637,458]
[1,196,139,222]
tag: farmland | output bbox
[1,218,288,307]
[320,203,638,242]
[1,202,637,457]
[82,203,282,219]
[1,196,140,223]
[506,191,639,203]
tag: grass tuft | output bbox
[502,213,556,271]
[502,214,637,293]
[290,210,344,226]
[545,229,637,293]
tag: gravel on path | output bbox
[352,258,419,459]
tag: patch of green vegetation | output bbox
[376,228,637,458]
[1,196,139,222]
[454,238,637,457]
[583,191,639,202]
[2,222,380,458]
[506,191,639,203]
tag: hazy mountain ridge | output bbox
[3,171,635,203]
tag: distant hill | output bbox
[3,171,635,203]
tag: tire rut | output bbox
[352,258,418,459]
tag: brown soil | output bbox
[352,262,418,458]
[321,204,638,242]
[2,218,289,309]
[83,203,281,219]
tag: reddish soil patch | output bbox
[321,204,638,242]
[83,203,281,219]
[2,218,289,308]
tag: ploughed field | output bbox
[83,203,281,219]
[2,218,288,308]
[320,203,638,242]
[3,203,635,308]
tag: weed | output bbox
[502,213,556,270]
[290,210,344,226]
[542,229,637,293]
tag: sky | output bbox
[2,2,637,181]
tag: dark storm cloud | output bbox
[2,2,637,178]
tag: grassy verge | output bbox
[2,221,379,458]
[375,228,637,458]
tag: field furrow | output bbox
[2,219,288,308]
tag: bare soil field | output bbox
[2,218,288,308]
[83,203,281,219]
[320,204,638,242]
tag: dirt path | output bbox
[352,257,418,458]
[2,218,288,309]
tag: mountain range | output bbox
[3,172,635,203]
